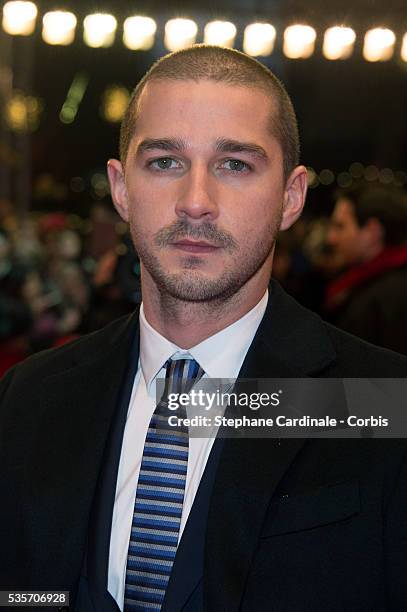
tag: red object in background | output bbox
[0,334,80,378]
[37,213,68,237]
[325,243,407,310]
[0,338,27,377]
[53,333,80,347]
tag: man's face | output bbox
[328,198,368,267]
[108,79,306,302]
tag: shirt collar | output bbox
[139,289,269,392]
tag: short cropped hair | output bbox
[336,182,407,246]
[119,44,300,181]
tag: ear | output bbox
[280,165,308,231]
[364,217,384,245]
[107,159,129,222]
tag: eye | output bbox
[148,157,181,171]
[220,159,251,173]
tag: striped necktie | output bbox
[124,357,204,611]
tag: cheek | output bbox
[249,197,283,231]
[228,201,281,248]
[127,192,171,233]
[347,229,360,248]
[227,189,280,224]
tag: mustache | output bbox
[153,220,238,251]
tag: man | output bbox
[326,183,407,353]
[1,45,407,612]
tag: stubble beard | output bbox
[129,215,282,304]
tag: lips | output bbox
[171,240,220,254]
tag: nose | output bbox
[175,164,219,221]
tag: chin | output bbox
[159,269,254,303]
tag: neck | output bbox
[141,270,270,349]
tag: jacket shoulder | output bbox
[267,280,407,377]
[322,321,407,377]
[0,311,138,388]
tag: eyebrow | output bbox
[136,137,268,162]
[215,138,269,161]
[136,138,187,155]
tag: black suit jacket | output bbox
[1,281,407,611]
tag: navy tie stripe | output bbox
[124,358,204,611]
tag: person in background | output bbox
[326,182,407,354]
[86,232,141,332]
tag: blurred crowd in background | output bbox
[1,179,407,376]
[0,199,141,374]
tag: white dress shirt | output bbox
[108,290,269,609]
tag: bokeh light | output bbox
[243,23,276,56]
[42,11,76,45]
[101,86,130,123]
[123,16,157,51]
[363,28,395,62]
[283,25,316,59]
[83,13,117,48]
[2,1,37,35]
[204,21,236,47]
[164,18,198,51]
[323,26,356,60]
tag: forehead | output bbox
[334,198,357,221]
[131,79,278,149]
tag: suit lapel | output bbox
[204,281,337,611]
[86,323,140,598]
[24,313,138,591]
